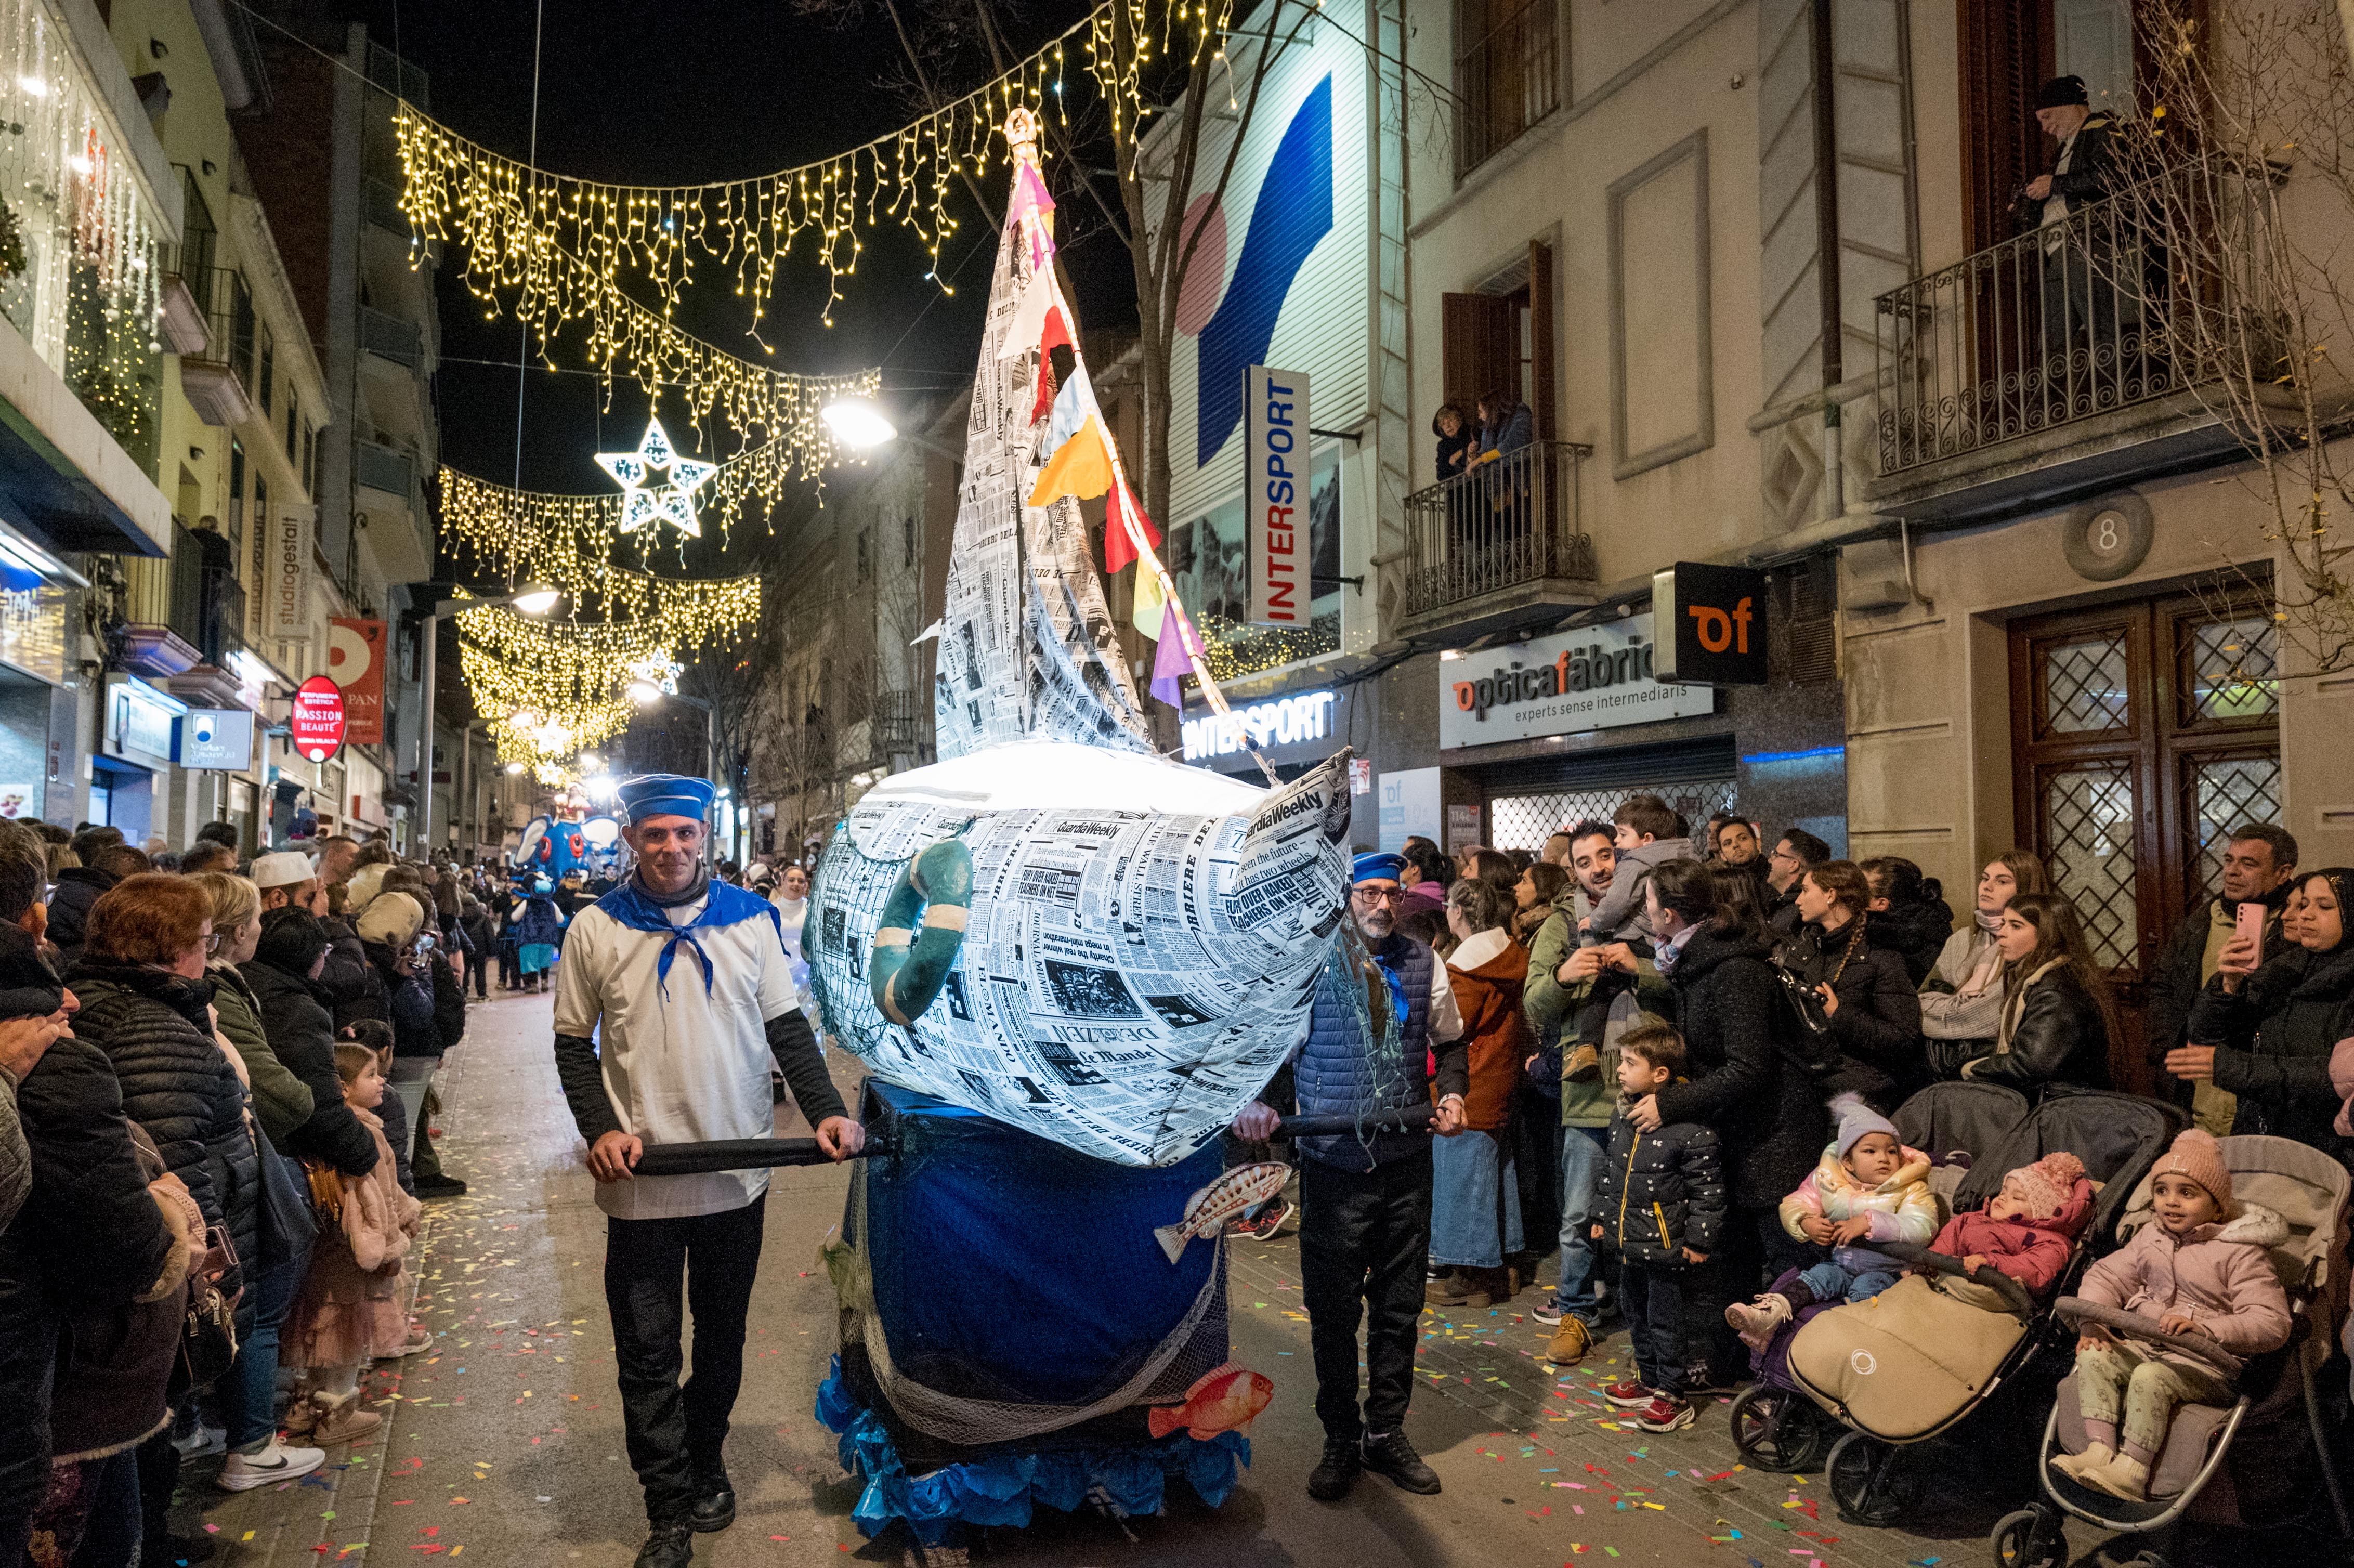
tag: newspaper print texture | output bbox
[931,191,1154,762]
[810,749,1356,1166]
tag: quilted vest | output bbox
[1295,932,1435,1172]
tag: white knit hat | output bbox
[250,851,315,891]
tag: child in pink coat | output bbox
[283,1043,422,1444]
[2052,1129,2290,1501]
[1929,1152,2091,1298]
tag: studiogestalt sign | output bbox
[1438,612,1714,750]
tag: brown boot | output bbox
[307,1390,382,1444]
[1425,1269,1476,1306]
[1545,1316,1592,1364]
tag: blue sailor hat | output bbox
[614,773,716,825]
[1352,851,1407,885]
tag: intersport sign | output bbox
[1438,612,1714,751]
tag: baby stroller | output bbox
[1995,1134,2352,1568]
[1730,1080,2033,1473]
[1782,1087,2189,1526]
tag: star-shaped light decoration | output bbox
[595,417,718,537]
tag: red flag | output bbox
[1030,306,1072,424]
[1103,479,1162,573]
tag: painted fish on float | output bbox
[1146,1363,1275,1441]
[1154,1161,1291,1262]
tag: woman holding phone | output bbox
[2174,868,2354,1156]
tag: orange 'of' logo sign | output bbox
[1686,596,1755,656]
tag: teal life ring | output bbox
[869,839,974,1027]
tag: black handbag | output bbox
[168,1224,241,1400]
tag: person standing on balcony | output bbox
[2014,75,2126,386]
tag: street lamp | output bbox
[821,397,897,449]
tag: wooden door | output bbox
[2008,588,2283,1093]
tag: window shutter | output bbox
[1527,241,1555,442]
[1441,291,1514,412]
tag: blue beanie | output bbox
[1830,1092,1899,1159]
[1353,851,1407,884]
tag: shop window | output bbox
[1166,445,1342,681]
[2008,584,2279,1087]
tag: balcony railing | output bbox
[356,439,418,501]
[360,306,422,368]
[1399,440,1594,622]
[874,688,926,752]
[1454,0,1561,178]
[1875,161,2276,477]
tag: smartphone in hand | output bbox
[2235,899,2268,954]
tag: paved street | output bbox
[160,992,2221,1568]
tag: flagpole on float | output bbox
[1003,107,1281,790]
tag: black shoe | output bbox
[143,1532,218,1568]
[414,1174,468,1199]
[1306,1436,1361,1501]
[633,1523,695,1568]
[689,1470,736,1533]
[1361,1430,1441,1495]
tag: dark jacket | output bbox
[2146,892,2295,1061]
[1592,1104,1726,1268]
[1653,924,1828,1209]
[242,956,380,1177]
[63,959,252,1303]
[43,866,118,971]
[316,913,385,1033]
[1435,425,1477,485]
[1872,895,1955,986]
[367,942,448,1059]
[427,948,466,1054]
[2011,111,2124,233]
[1961,962,2112,1099]
[0,1029,184,1485]
[2188,942,2354,1153]
[0,925,64,1236]
[1777,917,1925,1102]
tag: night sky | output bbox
[342,0,1133,569]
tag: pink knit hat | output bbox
[2150,1129,2235,1218]
[2000,1152,2087,1220]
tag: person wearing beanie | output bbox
[1725,1093,1937,1348]
[1926,1152,2093,1301]
[2055,1129,2292,1501]
[2012,72,2125,396]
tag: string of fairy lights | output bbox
[412,0,1246,777]
[391,0,1230,332]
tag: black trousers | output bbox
[1619,1261,1688,1393]
[1298,1150,1432,1443]
[605,1194,767,1524]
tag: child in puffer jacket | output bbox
[2052,1129,2291,1502]
[1929,1151,2090,1298]
[1589,1023,1725,1435]
[1725,1093,1937,1348]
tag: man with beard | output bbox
[1524,822,1667,1361]
[1230,852,1467,1505]
[2147,822,2299,1133]
[551,775,863,1568]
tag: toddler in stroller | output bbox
[2005,1131,2350,1567]
[1724,1094,1939,1350]
[2050,1129,2291,1502]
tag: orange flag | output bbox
[1027,414,1114,508]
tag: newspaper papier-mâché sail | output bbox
[808,119,1353,1167]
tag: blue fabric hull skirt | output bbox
[817,1361,1247,1545]
[1429,1126,1523,1268]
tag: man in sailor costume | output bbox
[552,773,862,1568]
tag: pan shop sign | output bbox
[1438,612,1714,750]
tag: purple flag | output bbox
[1150,600,1195,707]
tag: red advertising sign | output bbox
[328,618,387,744]
[291,675,347,763]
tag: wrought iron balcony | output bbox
[1397,440,1594,638]
[1873,161,2277,495]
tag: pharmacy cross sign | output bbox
[595,417,718,538]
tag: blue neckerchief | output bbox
[594,877,784,997]
[1368,940,1411,1025]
